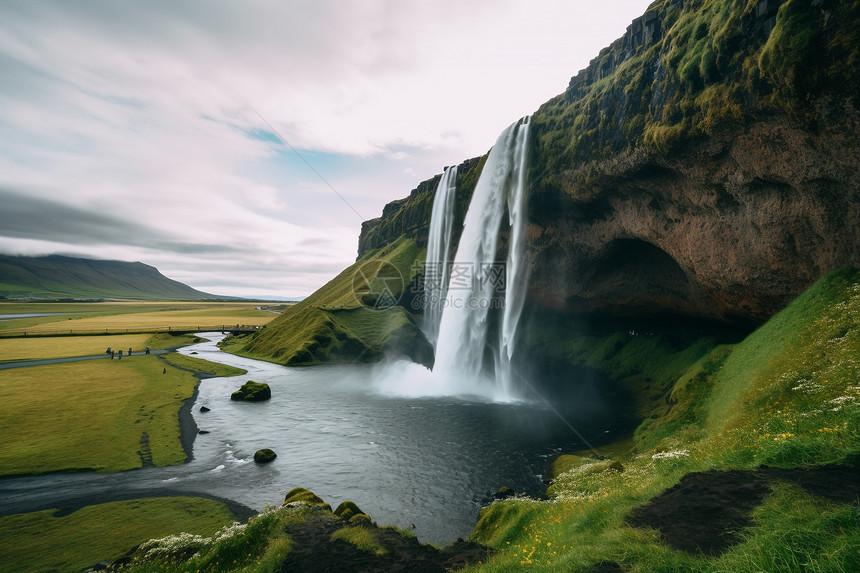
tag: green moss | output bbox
[333,500,364,521]
[283,487,332,512]
[230,380,271,401]
[348,513,373,527]
[531,0,856,196]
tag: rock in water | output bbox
[493,486,515,500]
[254,448,277,463]
[230,380,271,401]
[199,405,210,412]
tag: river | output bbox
[0,333,623,543]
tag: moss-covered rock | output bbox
[347,513,373,527]
[230,380,271,401]
[333,500,364,521]
[253,448,277,463]
[283,487,332,512]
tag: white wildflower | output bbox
[651,450,690,460]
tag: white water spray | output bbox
[377,118,530,402]
[423,165,458,346]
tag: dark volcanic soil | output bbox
[280,512,491,573]
[625,465,860,555]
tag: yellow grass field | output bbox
[0,334,153,362]
[0,301,278,334]
[0,356,197,475]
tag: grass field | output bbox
[0,334,157,362]
[0,356,198,475]
[0,301,276,334]
[0,498,237,573]
[161,352,247,377]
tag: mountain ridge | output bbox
[0,254,219,301]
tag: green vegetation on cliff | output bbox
[468,267,859,572]
[227,237,433,367]
[531,0,860,190]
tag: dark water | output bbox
[0,333,623,543]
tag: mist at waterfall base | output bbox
[376,117,535,403]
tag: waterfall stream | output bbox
[423,165,458,347]
[432,116,530,399]
[378,117,531,401]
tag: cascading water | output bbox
[375,117,530,401]
[423,165,458,347]
[432,116,530,398]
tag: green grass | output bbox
[233,237,431,367]
[161,352,247,377]
[115,505,305,573]
[0,498,236,573]
[330,526,388,556]
[464,267,860,572]
[0,356,198,475]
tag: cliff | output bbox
[358,0,860,325]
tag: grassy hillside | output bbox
[224,236,432,367]
[0,254,217,300]
[468,267,859,571]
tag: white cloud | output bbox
[0,0,652,297]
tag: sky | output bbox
[0,0,653,299]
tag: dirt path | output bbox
[0,350,167,370]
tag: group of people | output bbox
[105,346,151,359]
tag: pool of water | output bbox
[0,333,625,543]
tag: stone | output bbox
[254,448,277,463]
[230,380,271,401]
[334,500,364,520]
[199,406,210,412]
[492,486,515,500]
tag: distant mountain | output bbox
[0,254,219,300]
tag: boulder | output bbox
[334,500,364,520]
[254,448,277,463]
[492,486,515,500]
[230,380,271,401]
[283,487,332,511]
[199,406,210,413]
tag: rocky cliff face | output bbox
[357,0,860,326]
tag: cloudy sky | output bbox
[0,0,652,298]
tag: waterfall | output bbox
[433,116,530,398]
[423,165,458,347]
[374,117,530,402]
